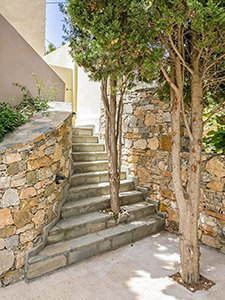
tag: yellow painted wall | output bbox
[0,0,46,56]
[50,66,73,105]
[44,45,78,122]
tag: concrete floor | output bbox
[0,231,224,300]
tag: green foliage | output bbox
[45,42,66,55]
[64,0,225,153]
[15,74,60,121]
[0,74,60,142]
[203,128,225,154]
[203,113,225,154]
[45,43,57,55]
[62,0,160,84]
[0,103,25,142]
[148,0,225,154]
[202,83,225,153]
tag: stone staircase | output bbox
[26,127,164,280]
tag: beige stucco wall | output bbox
[0,14,65,105]
[0,0,46,56]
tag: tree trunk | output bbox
[179,44,203,282]
[162,31,202,285]
[101,78,121,215]
[108,78,120,214]
[180,70,203,283]
[169,57,202,284]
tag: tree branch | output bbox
[159,32,175,60]
[202,53,225,79]
[203,101,225,126]
[101,79,110,118]
[161,65,179,95]
[168,34,194,75]
[181,96,193,142]
[203,77,225,91]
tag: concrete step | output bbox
[70,170,126,187]
[73,161,108,173]
[72,127,93,136]
[68,180,135,201]
[72,152,108,162]
[72,135,98,144]
[62,190,144,218]
[27,215,164,280]
[72,143,105,152]
[47,202,156,244]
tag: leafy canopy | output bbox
[62,0,163,83]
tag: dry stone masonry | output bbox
[0,110,72,286]
[25,127,163,281]
[100,83,225,253]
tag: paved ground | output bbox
[0,231,224,300]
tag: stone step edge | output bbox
[73,127,94,130]
[72,143,104,146]
[63,190,143,210]
[73,160,108,166]
[62,190,144,218]
[26,216,164,280]
[72,135,98,140]
[68,180,134,202]
[71,170,126,178]
[72,128,93,132]
[69,179,134,193]
[72,135,98,137]
[72,151,107,155]
[49,202,155,236]
[72,130,93,137]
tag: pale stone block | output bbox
[206,157,225,178]
[28,255,67,279]
[1,189,20,208]
[144,113,156,127]
[0,250,14,276]
[5,235,19,250]
[147,137,159,150]
[133,139,147,150]
[0,177,10,189]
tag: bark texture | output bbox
[101,78,123,215]
[167,34,203,284]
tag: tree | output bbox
[63,0,152,215]
[64,0,225,286]
[147,0,225,284]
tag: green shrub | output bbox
[0,74,61,142]
[15,74,60,121]
[203,115,225,154]
[0,103,25,141]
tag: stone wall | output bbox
[100,84,225,253]
[0,109,72,286]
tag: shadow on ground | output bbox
[0,231,224,300]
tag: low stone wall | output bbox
[100,84,225,253]
[0,109,72,286]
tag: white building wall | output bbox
[44,44,101,132]
[77,68,101,132]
